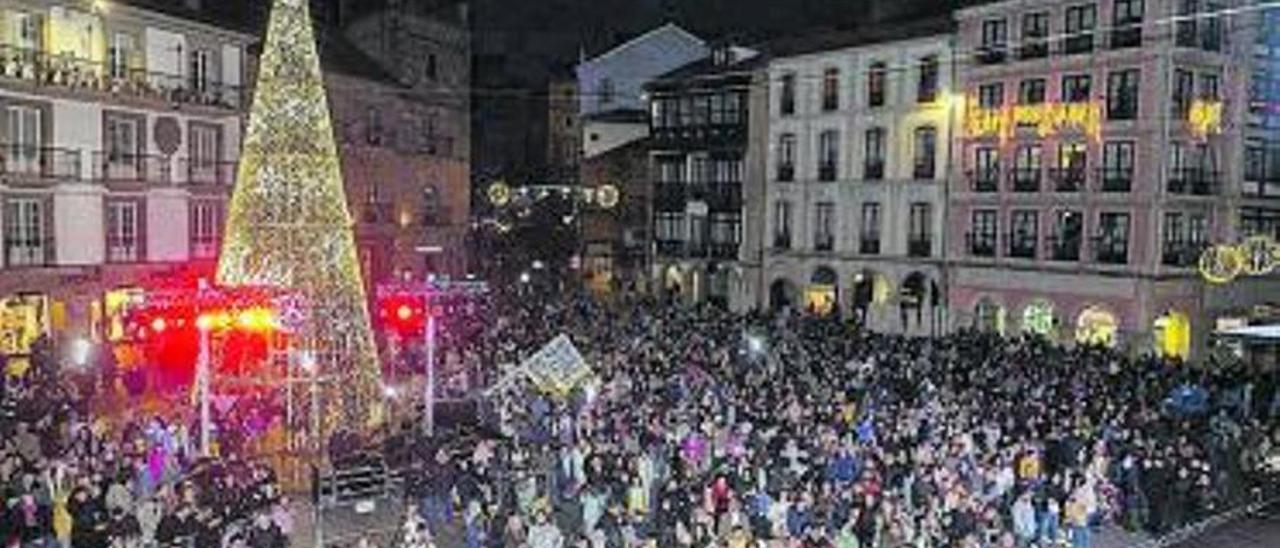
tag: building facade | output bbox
[763,27,954,334]
[948,0,1263,359]
[324,3,471,284]
[647,48,761,310]
[0,0,251,360]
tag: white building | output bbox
[763,22,955,335]
[0,0,251,357]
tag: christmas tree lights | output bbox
[217,0,382,429]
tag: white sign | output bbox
[521,334,592,396]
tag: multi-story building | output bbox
[0,0,251,360]
[647,46,763,310]
[324,1,471,283]
[948,0,1270,359]
[763,21,955,334]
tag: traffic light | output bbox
[378,293,426,336]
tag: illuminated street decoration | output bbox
[1188,99,1223,139]
[965,101,1103,142]
[488,180,511,207]
[596,184,620,209]
[217,0,382,428]
[1021,300,1056,338]
[1198,236,1277,284]
[1076,306,1118,348]
[1154,311,1191,360]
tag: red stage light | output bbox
[396,304,414,321]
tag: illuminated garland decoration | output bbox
[1188,99,1223,139]
[1198,236,1279,284]
[965,101,1103,142]
[217,0,383,429]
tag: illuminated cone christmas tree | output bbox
[218,0,382,428]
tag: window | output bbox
[1018,79,1046,105]
[1102,141,1135,191]
[980,18,1009,63]
[1009,210,1039,259]
[723,92,743,125]
[1112,0,1144,48]
[818,130,839,181]
[1162,212,1190,266]
[13,13,38,51]
[709,212,740,256]
[688,214,707,254]
[973,147,999,191]
[709,94,726,126]
[190,124,220,181]
[1052,210,1083,261]
[657,156,685,184]
[1202,2,1222,51]
[598,78,615,106]
[864,127,885,180]
[822,68,840,111]
[106,200,140,263]
[105,115,139,164]
[366,107,384,145]
[909,202,932,257]
[1062,74,1092,103]
[778,133,796,181]
[1021,12,1050,59]
[1199,73,1219,101]
[913,127,937,180]
[1173,69,1195,118]
[1240,207,1280,239]
[1177,0,1199,47]
[970,210,998,257]
[1013,145,1042,191]
[189,49,212,92]
[1096,212,1131,264]
[1055,143,1088,191]
[5,105,41,173]
[860,202,881,255]
[1107,69,1139,120]
[3,198,43,266]
[426,53,438,81]
[656,212,685,248]
[814,202,835,251]
[1064,4,1097,54]
[773,200,793,249]
[918,56,939,103]
[868,63,887,107]
[780,73,796,115]
[978,83,1004,109]
[109,33,134,79]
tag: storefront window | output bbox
[0,294,49,376]
[1076,305,1119,347]
[104,287,144,342]
[975,298,1006,334]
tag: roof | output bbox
[648,50,764,88]
[582,22,705,66]
[764,15,953,59]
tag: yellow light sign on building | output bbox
[965,101,1103,142]
[1198,236,1277,284]
[1188,99,1223,139]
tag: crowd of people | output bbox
[0,340,293,547]
[394,291,1280,548]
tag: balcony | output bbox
[0,45,242,110]
[1110,23,1143,49]
[1048,236,1081,262]
[913,163,935,181]
[966,233,996,257]
[1167,168,1220,196]
[191,240,219,260]
[711,242,738,260]
[1062,32,1094,55]
[908,237,931,258]
[864,161,885,181]
[3,239,50,268]
[1019,39,1048,60]
[1010,168,1041,192]
[859,237,881,255]
[656,239,686,256]
[869,90,885,108]
[967,169,1000,193]
[1162,241,1206,267]
[773,232,792,250]
[818,163,837,182]
[92,153,171,184]
[1097,168,1133,193]
[1049,167,1086,192]
[1093,237,1129,264]
[653,182,687,212]
[106,244,141,263]
[776,164,795,182]
[1006,233,1037,259]
[977,45,1007,65]
[0,145,82,184]
[706,183,742,212]
[814,235,834,252]
[181,159,237,186]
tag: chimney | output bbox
[711,43,734,67]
